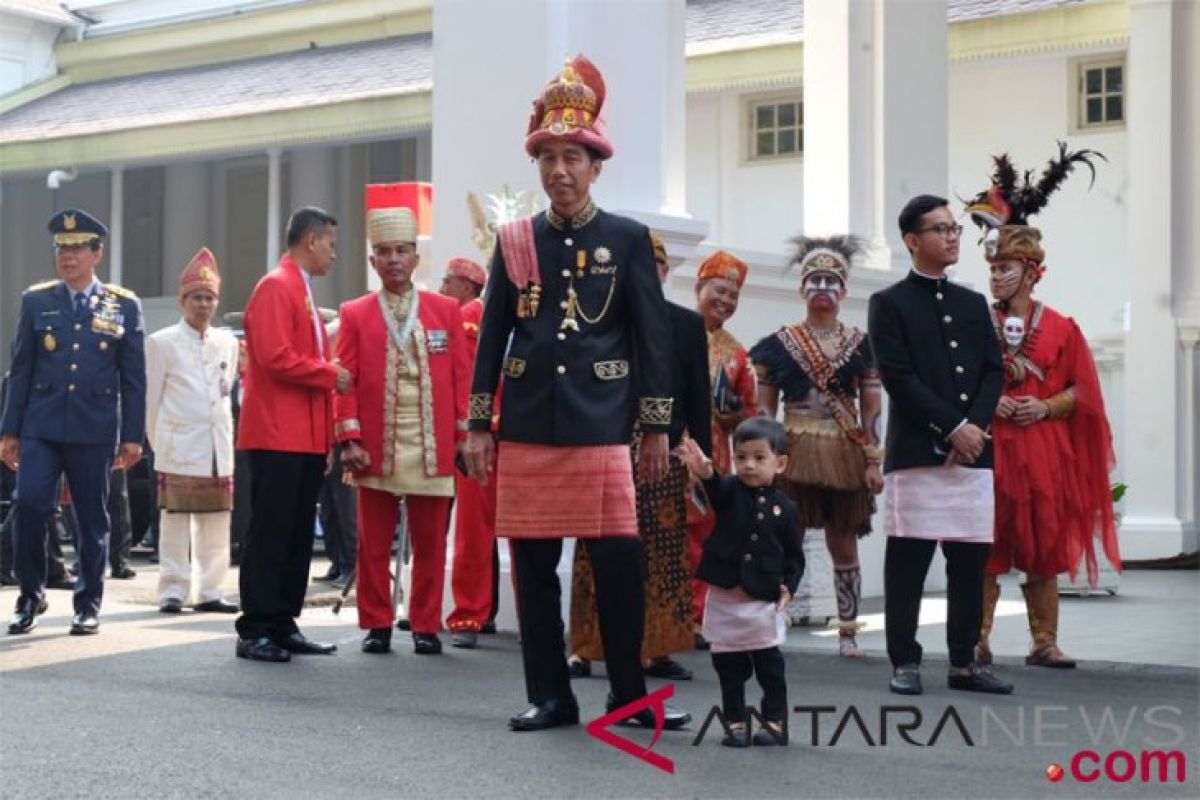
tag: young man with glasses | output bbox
[867,195,1013,696]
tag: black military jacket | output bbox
[867,270,1003,472]
[695,475,803,602]
[664,302,712,455]
[470,204,672,445]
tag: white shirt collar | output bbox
[70,277,101,301]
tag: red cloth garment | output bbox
[988,304,1119,585]
[494,443,637,539]
[333,290,469,479]
[237,254,338,454]
[447,470,498,631]
[707,332,758,474]
[356,487,451,633]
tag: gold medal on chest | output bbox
[42,332,56,352]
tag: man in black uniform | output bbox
[466,55,690,732]
[867,194,1012,696]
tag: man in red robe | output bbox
[965,146,1119,669]
[335,207,470,655]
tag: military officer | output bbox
[466,55,690,733]
[2,208,146,636]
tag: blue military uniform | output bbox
[1,209,146,633]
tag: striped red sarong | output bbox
[495,443,637,539]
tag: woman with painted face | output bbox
[965,145,1119,669]
[749,236,883,658]
[686,251,759,647]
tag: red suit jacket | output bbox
[334,290,469,479]
[238,254,337,454]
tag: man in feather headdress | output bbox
[965,143,1119,669]
[750,235,884,659]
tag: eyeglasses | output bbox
[915,223,963,239]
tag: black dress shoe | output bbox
[273,632,337,655]
[751,722,788,746]
[889,663,923,695]
[395,618,411,632]
[7,596,48,635]
[480,621,497,634]
[645,657,693,681]
[111,565,137,580]
[313,568,341,583]
[606,694,692,730]
[693,633,710,651]
[362,628,392,654]
[236,636,291,663]
[567,658,591,679]
[721,725,749,748]
[413,633,442,655]
[948,663,1014,695]
[69,613,100,635]
[508,698,580,732]
[450,630,477,649]
[46,575,76,590]
[0,571,18,587]
[194,599,239,614]
[159,597,183,614]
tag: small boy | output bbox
[680,417,804,747]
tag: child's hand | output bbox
[678,438,714,480]
[776,585,791,612]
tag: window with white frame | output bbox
[1076,57,1125,131]
[746,95,803,161]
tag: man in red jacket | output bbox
[441,257,500,648]
[336,208,470,655]
[235,206,350,663]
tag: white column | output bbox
[162,161,211,289]
[265,147,282,272]
[108,165,124,285]
[289,147,339,304]
[1121,0,1184,559]
[1178,328,1199,552]
[803,0,948,269]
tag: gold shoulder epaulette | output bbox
[25,279,60,293]
[104,283,138,299]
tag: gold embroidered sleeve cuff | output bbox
[335,419,362,439]
[638,397,673,429]
[469,393,494,425]
[1045,389,1076,420]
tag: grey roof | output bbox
[686,0,1089,49]
[0,33,431,143]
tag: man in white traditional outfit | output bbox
[146,248,240,614]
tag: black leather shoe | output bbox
[395,618,411,632]
[194,599,239,614]
[236,636,291,663]
[7,596,48,634]
[413,633,442,655]
[159,597,183,614]
[606,694,692,730]
[313,568,341,583]
[721,725,749,748]
[274,632,337,655]
[362,628,392,654]
[889,664,923,695]
[508,698,580,732]
[69,613,100,635]
[111,565,137,580]
[0,571,18,587]
[645,657,693,681]
[693,633,710,651]
[46,575,76,590]
[751,722,788,747]
[948,663,1014,695]
[450,630,477,649]
[480,621,497,634]
[567,657,591,679]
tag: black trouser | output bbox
[511,536,646,706]
[318,445,357,575]
[1,505,66,580]
[884,537,991,668]
[235,450,325,640]
[107,469,133,572]
[229,450,252,564]
[712,647,787,724]
[488,542,501,623]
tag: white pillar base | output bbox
[1118,515,1186,560]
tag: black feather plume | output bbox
[1012,141,1107,224]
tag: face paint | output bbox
[803,274,845,308]
[989,261,1024,301]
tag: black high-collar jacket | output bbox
[867,269,1003,472]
